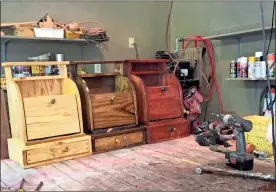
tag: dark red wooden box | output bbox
[123,59,190,144]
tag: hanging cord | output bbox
[259,85,276,116]
[181,36,223,113]
[260,1,276,178]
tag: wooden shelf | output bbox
[13,75,65,81]
[132,71,165,75]
[1,35,108,44]
[79,72,119,78]
[226,77,275,81]
[204,27,275,40]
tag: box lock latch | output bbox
[110,95,116,104]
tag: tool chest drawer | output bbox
[146,118,189,144]
[146,86,182,121]
[91,127,145,153]
[91,92,136,129]
[26,139,90,164]
[23,94,81,140]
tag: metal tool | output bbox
[195,166,275,182]
[212,113,254,170]
[16,179,43,192]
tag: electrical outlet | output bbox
[94,64,101,73]
[129,37,135,48]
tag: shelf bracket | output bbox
[1,39,11,63]
[236,37,241,58]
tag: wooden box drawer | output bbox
[147,86,182,121]
[90,92,136,129]
[146,118,189,144]
[26,139,90,164]
[92,128,145,153]
[23,94,81,140]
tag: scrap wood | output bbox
[195,166,275,182]
[1,21,37,27]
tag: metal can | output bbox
[255,52,263,79]
[240,57,248,78]
[260,61,267,78]
[230,60,237,78]
[31,66,41,76]
[248,56,256,79]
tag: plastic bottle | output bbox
[230,60,237,78]
[248,56,256,79]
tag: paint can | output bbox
[44,66,52,75]
[240,57,248,78]
[230,60,236,78]
[267,54,275,77]
[248,56,256,79]
[236,58,241,78]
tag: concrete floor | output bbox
[1,136,274,191]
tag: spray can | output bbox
[248,56,256,79]
[267,54,275,77]
[230,60,237,78]
[255,52,263,78]
[236,58,241,78]
[240,57,248,78]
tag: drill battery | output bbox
[225,151,254,171]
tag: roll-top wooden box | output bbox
[122,59,190,144]
[70,61,145,153]
[3,61,91,168]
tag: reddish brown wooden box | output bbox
[123,59,190,144]
[70,61,145,153]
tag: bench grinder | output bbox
[212,113,254,171]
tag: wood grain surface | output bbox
[0,89,11,159]
[23,94,80,140]
[91,92,136,129]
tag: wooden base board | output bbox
[8,134,92,169]
[90,126,145,154]
[146,118,190,144]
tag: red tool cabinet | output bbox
[123,59,190,144]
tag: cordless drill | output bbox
[212,113,254,171]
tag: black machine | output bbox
[212,113,254,171]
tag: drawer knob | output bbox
[115,138,120,144]
[62,147,69,153]
[168,127,176,132]
[51,98,56,104]
[161,87,167,92]
[110,95,116,104]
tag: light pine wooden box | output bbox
[2,61,92,168]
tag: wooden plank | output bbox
[77,157,164,191]
[54,160,137,191]
[36,164,86,191]
[89,153,185,191]
[23,94,80,140]
[3,159,63,191]
[0,89,11,159]
[13,76,65,82]
[2,61,69,67]
[1,21,37,27]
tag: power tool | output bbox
[212,113,254,171]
